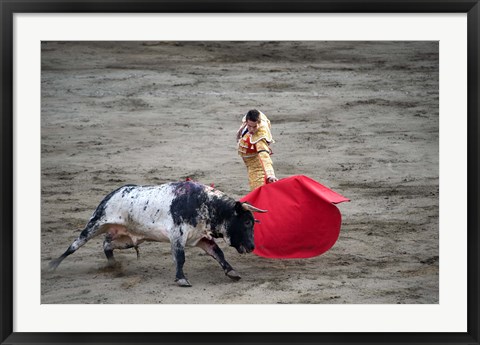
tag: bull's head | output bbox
[227,202,267,254]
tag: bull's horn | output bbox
[242,202,268,213]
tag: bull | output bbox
[49,181,266,287]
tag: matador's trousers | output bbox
[242,152,274,191]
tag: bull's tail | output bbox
[49,186,130,271]
[48,254,68,271]
[48,223,103,271]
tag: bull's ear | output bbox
[241,202,268,213]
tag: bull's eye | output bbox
[245,220,253,227]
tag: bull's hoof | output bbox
[226,269,242,281]
[105,260,122,271]
[175,278,192,287]
[107,258,120,267]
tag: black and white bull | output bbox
[49,181,266,287]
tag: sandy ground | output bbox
[40,41,438,304]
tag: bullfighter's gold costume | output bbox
[237,112,275,191]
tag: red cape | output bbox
[240,175,349,259]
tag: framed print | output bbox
[1,1,479,345]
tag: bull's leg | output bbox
[103,234,142,266]
[103,234,117,266]
[196,238,241,281]
[48,222,103,271]
[171,240,191,287]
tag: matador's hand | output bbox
[267,176,278,183]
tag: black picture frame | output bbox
[1,1,478,344]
